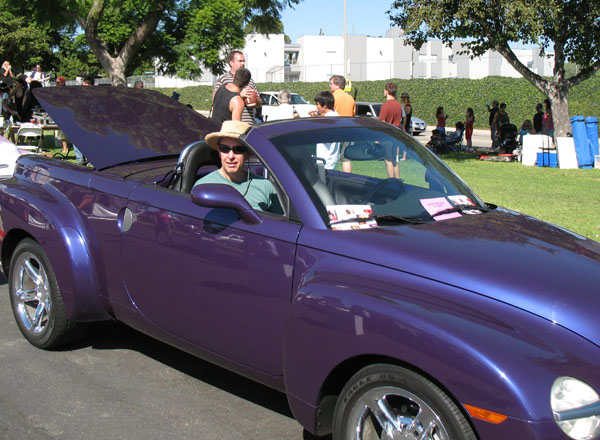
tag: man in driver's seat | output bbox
[193,120,282,213]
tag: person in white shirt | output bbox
[26,64,47,87]
[312,91,340,170]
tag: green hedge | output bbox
[159,75,600,130]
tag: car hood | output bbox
[303,208,600,345]
[34,87,218,170]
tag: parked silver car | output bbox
[356,101,426,135]
[259,91,317,119]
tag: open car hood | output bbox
[34,87,218,170]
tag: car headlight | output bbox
[551,377,600,439]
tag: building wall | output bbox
[298,35,345,82]
[365,37,395,80]
[150,30,555,86]
[243,34,285,83]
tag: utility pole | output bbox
[343,0,348,78]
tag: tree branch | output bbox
[118,2,167,63]
[565,59,600,89]
[493,41,549,93]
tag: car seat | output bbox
[171,141,220,192]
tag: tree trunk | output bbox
[77,0,164,87]
[546,83,571,137]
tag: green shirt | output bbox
[193,170,282,214]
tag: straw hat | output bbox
[205,120,251,149]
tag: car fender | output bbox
[283,246,600,435]
[0,178,110,322]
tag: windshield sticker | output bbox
[327,205,379,230]
[448,195,475,206]
[327,205,373,223]
[331,220,379,231]
[420,197,462,221]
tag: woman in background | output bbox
[436,106,448,134]
[401,93,412,132]
[465,107,475,152]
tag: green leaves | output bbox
[0,11,54,74]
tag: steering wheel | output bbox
[361,178,405,205]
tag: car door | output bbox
[120,185,300,376]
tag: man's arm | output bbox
[230,96,245,121]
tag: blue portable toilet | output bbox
[585,116,599,158]
[571,115,593,168]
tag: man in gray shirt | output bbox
[194,121,281,213]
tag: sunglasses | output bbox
[218,144,248,154]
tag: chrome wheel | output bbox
[9,238,87,349]
[13,251,52,335]
[350,386,450,440]
[333,364,476,440]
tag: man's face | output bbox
[56,79,65,86]
[329,80,338,92]
[229,53,246,74]
[217,137,247,180]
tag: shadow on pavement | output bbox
[66,320,330,440]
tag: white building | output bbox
[152,29,554,86]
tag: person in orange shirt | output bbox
[329,75,356,172]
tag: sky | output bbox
[280,0,396,44]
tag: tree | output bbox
[388,0,600,136]
[0,11,55,75]
[3,0,299,87]
[53,33,104,80]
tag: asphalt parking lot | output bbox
[0,275,323,440]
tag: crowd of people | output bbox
[3,52,559,185]
[1,61,50,124]
[424,98,555,155]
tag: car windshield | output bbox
[270,125,487,227]
[290,94,309,105]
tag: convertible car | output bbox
[1,87,600,440]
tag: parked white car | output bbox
[356,101,427,135]
[259,91,317,120]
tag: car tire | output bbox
[8,238,87,349]
[333,364,476,440]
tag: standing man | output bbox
[379,82,406,179]
[211,68,252,125]
[533,103,544,133]
[27,64,47,87]
[213,51,261,125]
[329,75,356,172]
[487,100,499,145]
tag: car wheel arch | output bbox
[2,226,110,323]
[312,354,477,437]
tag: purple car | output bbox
[1,87,599,440]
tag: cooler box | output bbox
[536,152,557,167]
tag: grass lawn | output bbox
[441,152,600,241]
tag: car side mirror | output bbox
[190,183,262,225]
